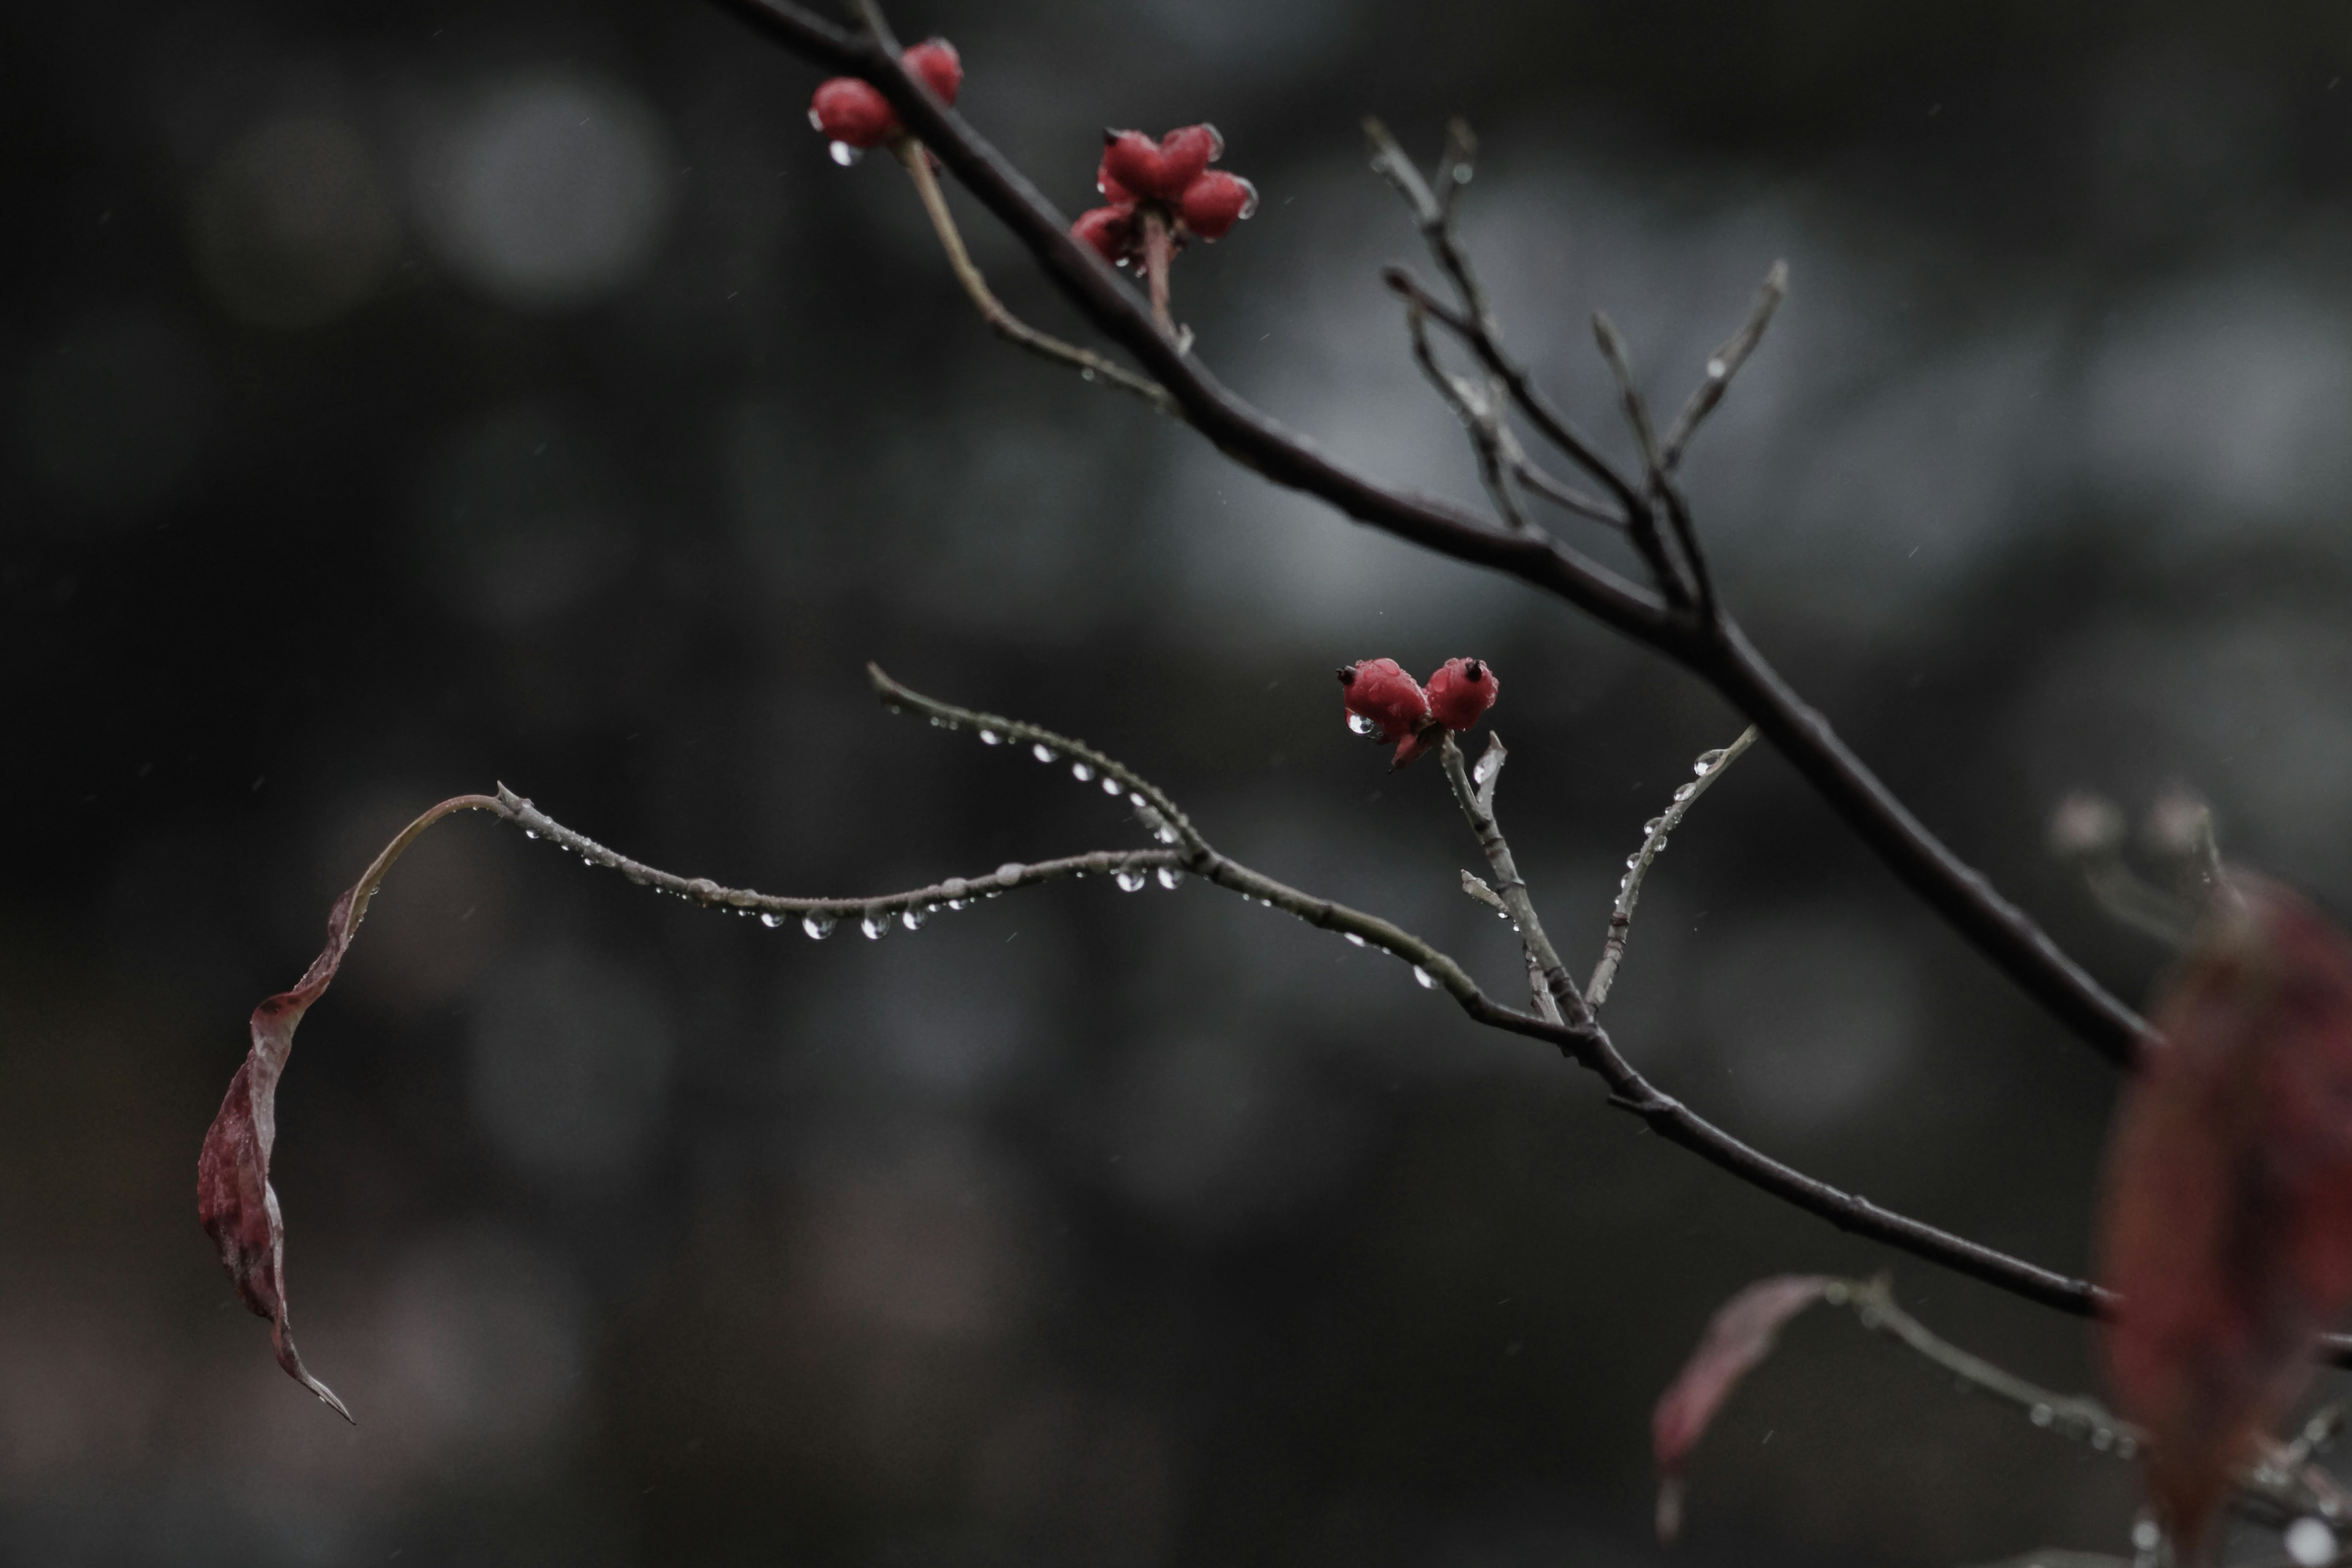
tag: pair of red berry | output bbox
[1340,657,1501,768]
[1072,126,1258,266]
[807,39,963,151]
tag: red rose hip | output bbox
[1425,657,1500,731]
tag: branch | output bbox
[704,0,2147,1067]
[1589,725,1757,1006]
[892,141,1176,417]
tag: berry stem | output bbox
[1142,208,1176,337]
[890,140,1177,415]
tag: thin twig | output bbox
[1660,260,1787,470]
[1438,732,1588,1023]
[1588,725,1758,1006]
[1141,209,1176,337]
[1404,303,1539,535]
[1591,311,1702,606]
[1363,118,1646,518]
[893,141,1176,416]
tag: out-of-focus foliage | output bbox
[7,0,2352,1562]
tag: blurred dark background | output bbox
[7,1,2352,1563]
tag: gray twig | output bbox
[1659,260,1787,471]
[1588,725,1758,1006]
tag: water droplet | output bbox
[978,728,1001,745]
[802,913,837,940]
[1115,869,1147,892]
[946,899,968,911]
[829,141,862,167]
[902,905,931,930]
[1155,865,1184,890]
[1080,368,1096,382]
[1473,755,1497,785]
[1346,712,1378,737]
[1101,776,1121,796]
[1706,356,1728,380]
[2132,1521,2162,1552]
[1626,853,1643,870]
[859,910,892,940]
[2029,1404,2053,1428]
[1345,932,1367,947]
[1694,748,1727,777]
[2288,1518,2338,1568]
[1031,742,1055,764]
[1071,761,1095,782]
[1412,965,1435,989]
[2090,1427,2114,1452]
[1653,835,1669,851]
[760,912,784,929]
[523,829,539,840]
[1643,816,1665,835]
[2115,1434,2137,1459]
[1673,782,1697,802]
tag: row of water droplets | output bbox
[1617,745,1731,895]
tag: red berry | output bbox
[1340,658,1431,749]
[902,38,962,105]
[1178,170,1257,239]
[809,78,897,149]
[807,39,962,153]
[1072,205,1137,264]
[1425,657,1500,731]
[1101,124,1223,204]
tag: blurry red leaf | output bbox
[2099,875,2352,1550]
[196,794,503,1421]
[1651,1273,1833,1542]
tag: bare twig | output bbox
[1403,303,1539,535]
[892,141,1176,416]
[1589,725,1758,1006]
[1141,209,1176,337]
[1438,732,1588,1023]
[1363,117,1646,518]
[1659,260,1787,471]
[711,0,2150,1068]
[1591,310,1705,608]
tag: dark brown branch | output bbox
[703,0,2147,1067]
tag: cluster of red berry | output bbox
[1339,657,1501,768]
[1072,126,1257,267]
[805,43,1256,273]
[806,39,963,157]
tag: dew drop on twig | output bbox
[902,905,932,930]
[1032,742,1055,764]
[1115,869,1147,892]
[1413,965,1435,989]
[1345,932,1367,947]
[760,912,784,929]
[829,141,862,167]
[1156,865,1184,890]
[1101,775,1121,796]
[859,910,892,940]
[978,729,1001,745]
[1071,761,1094,782]
[802,913,837,940]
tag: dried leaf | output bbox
[196,794,503,1421]
[1651,1273,1833,1542]
[2099,875,2352,1551]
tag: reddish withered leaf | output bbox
[197,793,504,1420]
[2099,875,2352,1551]
[1651,1273,1833,1542]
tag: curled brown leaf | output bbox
[195,794,507,1421]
